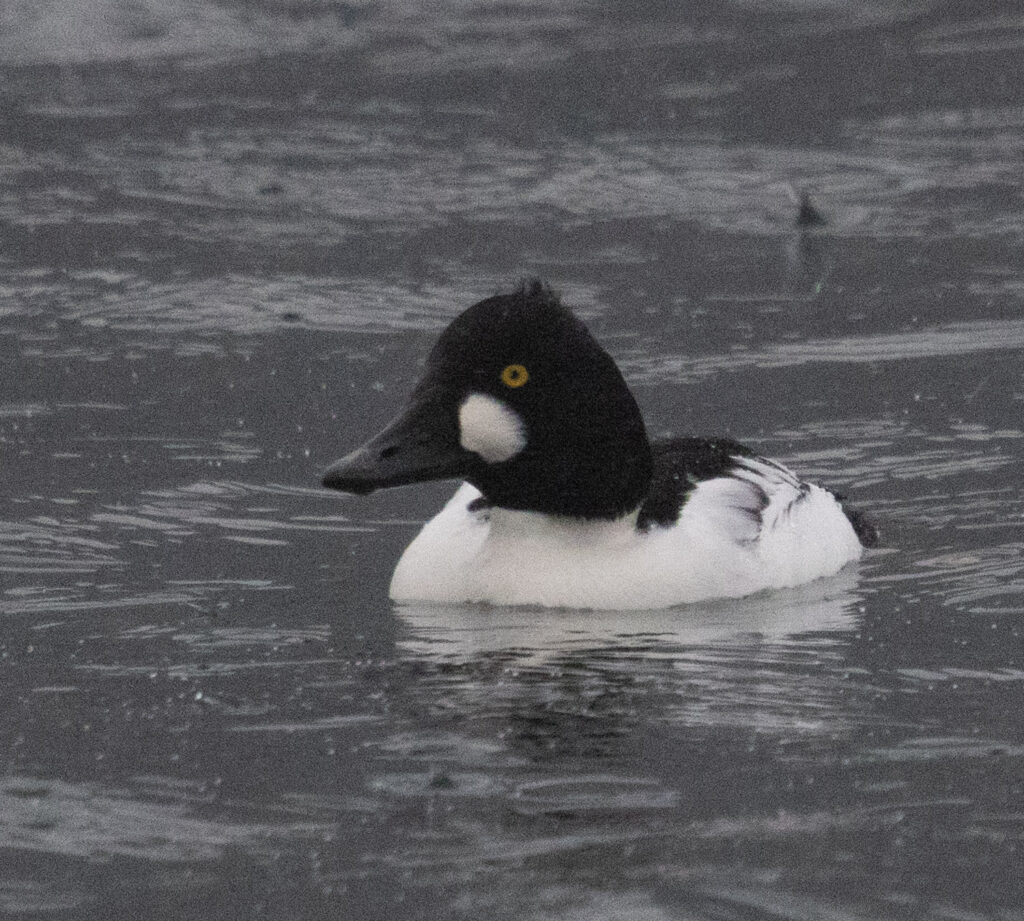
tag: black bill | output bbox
[321,394,473,495]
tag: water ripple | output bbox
[0,775,329,862]
[623,317,1024,385]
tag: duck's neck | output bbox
[468,427,653,520]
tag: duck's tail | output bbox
[841,504,879,548]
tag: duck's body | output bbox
[322,282,874,610]
[391,444,864,609]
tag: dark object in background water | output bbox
[796,190,827,228]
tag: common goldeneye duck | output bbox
[321,281,876,610]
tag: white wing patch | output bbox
[680,454,863,588]
[677,476,764,545]
[731,455,808,534]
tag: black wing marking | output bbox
[637,436,877,548]
[467,494,492,521]
[637,436,758,532]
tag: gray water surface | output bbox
[2,2,1024,918]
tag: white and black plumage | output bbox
[322,282,876,609]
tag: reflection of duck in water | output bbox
[322,282,876,609]
[394,567,862,664]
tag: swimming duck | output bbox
[321,281,875,609]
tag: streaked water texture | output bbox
[2,1,1024,918]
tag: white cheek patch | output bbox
[458,393,527,463]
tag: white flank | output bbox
[388,459,865,610]
[458,393,527,463]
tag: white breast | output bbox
[388,468,864,610]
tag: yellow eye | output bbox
[500,364,529,388]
